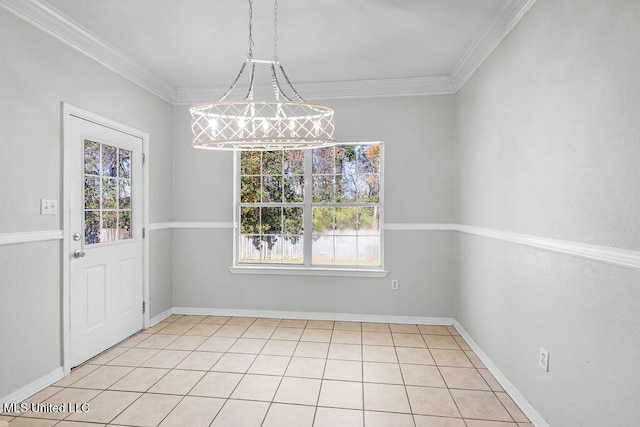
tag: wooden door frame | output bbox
[62,103,150,374]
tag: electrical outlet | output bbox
[391,279,399,290]
[539,347,549,372]
[40,199,58,215]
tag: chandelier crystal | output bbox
[190,0,336,151]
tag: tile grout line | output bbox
[393,324,417,426]
[103,315,204,426]
[155,315,219,427]
[14,315,533,426]
[311,322,332,426]
[249,318,278,427]
[434,326,467,424]
[209,316,258,426]
[151,314,228,425]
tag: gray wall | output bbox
[4,1,639,424]
[0,8,173,398]
[170,96,456,316]
[453,0,640,425]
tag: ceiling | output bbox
[2,0,535,103]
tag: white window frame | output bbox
[230,142,388,277]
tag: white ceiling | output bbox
[2,0,536,102]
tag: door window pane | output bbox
[84,177,100,209]
[101,211,118,243]
[102,178,118,209]
[84,141,100,175]
[101,145,118,177]
[119,179,131,209]
[83,140,133,245]
[119,211,132,240]
[85,211,100,244]
[118,149,131,178]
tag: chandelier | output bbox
[190,0,336,151]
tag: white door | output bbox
[68,115,144,368]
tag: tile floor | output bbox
[1,315,533,427]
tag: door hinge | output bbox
[142,301,146,314]
[142,153,146,165]
[142,227,146,238]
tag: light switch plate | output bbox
[40,199,58,215]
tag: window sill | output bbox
[228,266,389,278]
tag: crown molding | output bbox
[0,0,177,103]
[449,0,537,91]
[1,0,536,103]
[175,76,455,105]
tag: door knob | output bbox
[73,250,86,258]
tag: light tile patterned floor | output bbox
[2,315,533,426]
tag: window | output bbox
[83,140,132,245]
[236,142,383,270]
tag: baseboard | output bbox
[172,306,454,326]
[149,307,175,327]
[453,320,549,427]
[0,367,64,406]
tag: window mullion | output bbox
[303,149,313,267]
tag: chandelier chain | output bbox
[273,0,279,61]
[189,0,335,150]
[279,64,305,102]
[247,0,254,59]
[271,63,292,101]
[271,64,280,100]
[246,61,256,100]
[218,62,246,102]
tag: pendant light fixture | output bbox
[190,0,336,151]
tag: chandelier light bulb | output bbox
[189,0,335,151]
